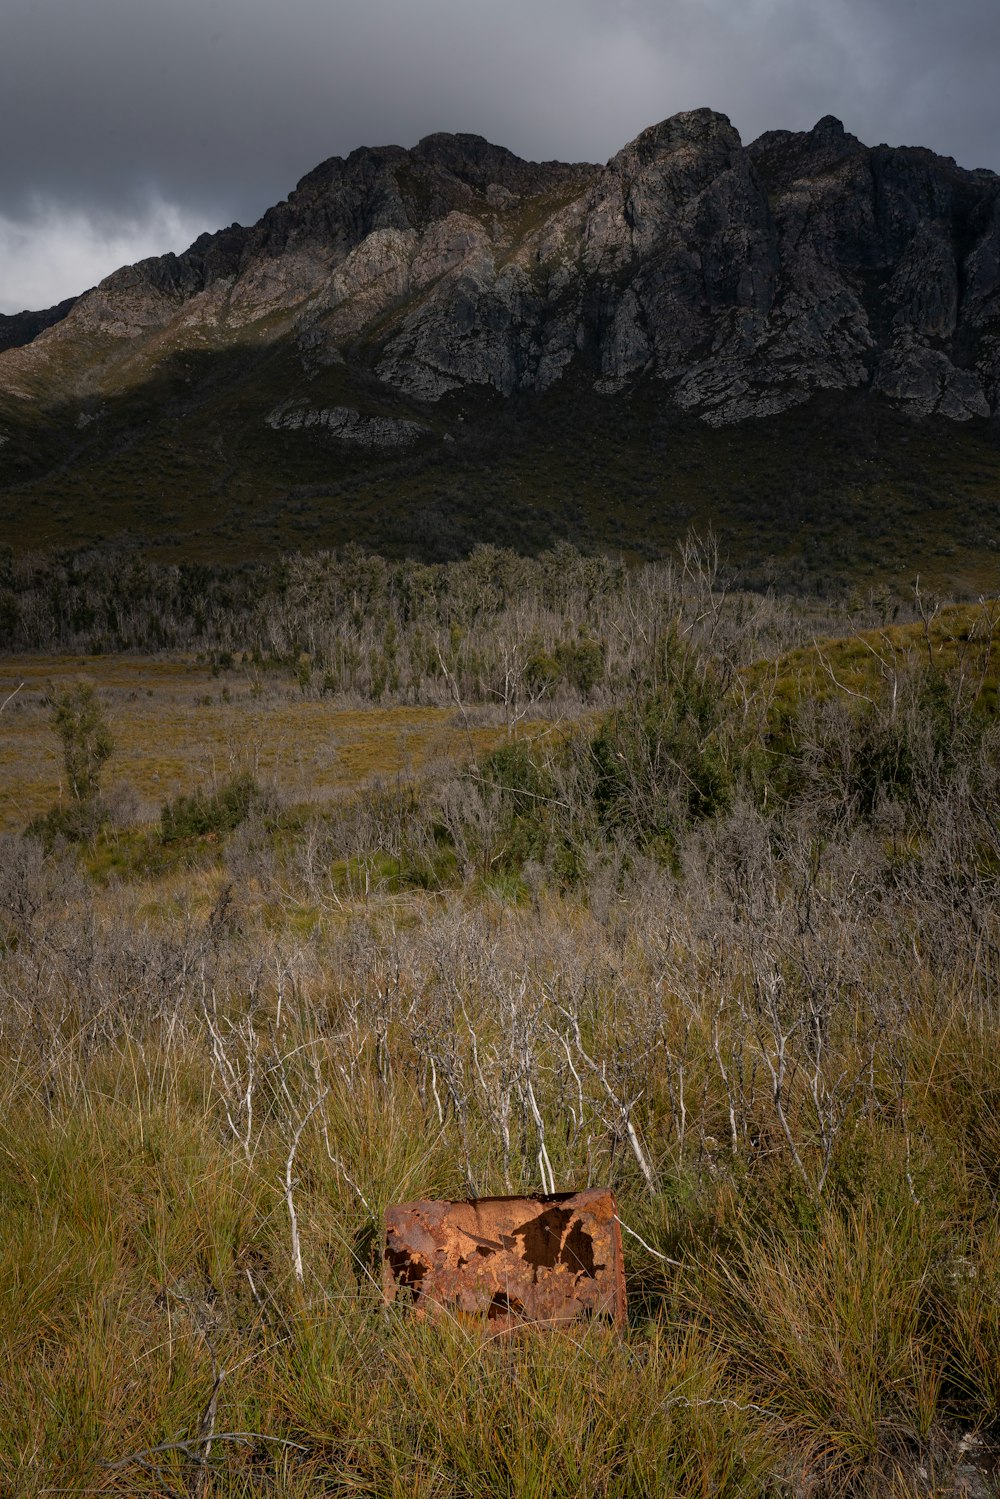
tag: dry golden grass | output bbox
[2,866,999,1497]
[0,654,506,831]
[4,588,1000,1494]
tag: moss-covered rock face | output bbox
[2,113,1000,573]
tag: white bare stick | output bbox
[105,1432,308,1469]
[193,1364,225,1499]
[663,1394,777,1418]
[429,1056,444,1124]
[559,1034,586,1143]
[309,1059,373,1212]
[812,640,876,704]
[559,1006,657,1194]
[285,1091,327,1284]
[0,681,23,716]
[622,1112,657,1195]
[615,1215,684,1268]
[436,644,477,759]
[711,998,740,1156]
[524,1075,556,1195]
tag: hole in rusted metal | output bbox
[487,1291,525,1321]
[560,1219,598,1277]
[514,1206,572,1270]
[385,1244,427,1297]
[382,1189,625,1327]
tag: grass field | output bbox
[0,655,511,832]
[3,580,1000,1496]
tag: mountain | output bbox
[1,110,999,581]
[0,295,80,355]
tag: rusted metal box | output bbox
[383,1188,626,1329]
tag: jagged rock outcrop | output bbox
[2,109,999,431]
[265,400,428,446]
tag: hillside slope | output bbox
[1,110,999,578]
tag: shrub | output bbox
[160,772,262,842]
[472,739,557,871]
[588,633,738,852]
[46,679,113,804]
[554,635,605,695]
[770,661,995,825]
[24,681,114,847]
[25,799,105,849]
[524,645,560,696]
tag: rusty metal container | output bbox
[382,1187,626,1329]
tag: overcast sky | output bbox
[2,0,999,313]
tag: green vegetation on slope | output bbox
[3,338,1000,593]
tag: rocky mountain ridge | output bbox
[2,109,1000,578]
[0,295,79,355]
[2,108,999,430]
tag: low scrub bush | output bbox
[25,797,107,849]
[160,772,263,842]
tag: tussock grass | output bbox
[0,1044,781,1497]
[2,859,999,1495]
[4,564,1000,1495]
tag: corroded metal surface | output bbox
[383,1188,626,1328]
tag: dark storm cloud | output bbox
[2,0,1000,310]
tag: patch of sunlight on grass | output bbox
[0,655,509,832]
[750,599,1000,708]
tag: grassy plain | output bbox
[3,578,1000,1496]
[0,655,507,832]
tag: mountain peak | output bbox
[811,114,846,138]
[414,131,508,157]
[410,131,588,195]
[623,108,742,161]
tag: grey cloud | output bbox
[0,197,212,313]
[2,0,1000,309]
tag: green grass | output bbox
[752,598,1000,716]
[4,588,1000,1494]
[3,929,999,1496]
